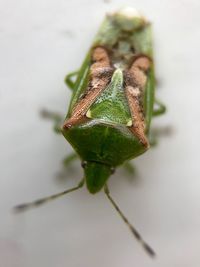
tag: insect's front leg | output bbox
[121,161,141,184]
[56,153,79,184]
[64,70,79,91]
[40,109,63,134]
[63,152,78,166]
[122,161,136,175]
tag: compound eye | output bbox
[81,161,87,168]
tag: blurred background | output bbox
[0,0,200,266]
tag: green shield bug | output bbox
[15,7,166,258]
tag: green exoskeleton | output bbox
[15,7,166,257]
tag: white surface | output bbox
[1,0,200,266]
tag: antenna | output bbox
[14,179,84,213]
[104,184,156,258]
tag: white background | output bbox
[0,0,200,266]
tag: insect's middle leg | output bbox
[149,125,173,146]
[40,109,64,134]
[64,70,79,91]
[153,99,166,116]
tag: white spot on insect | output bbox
[113,62,121,68]
[126,120,133,127]
[127,86,140,97]
[117,7,143,19]
[86,109,92,118]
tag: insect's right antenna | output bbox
[104,184,156,258]
[14,179,84,213]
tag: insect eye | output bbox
[81,161,88,168]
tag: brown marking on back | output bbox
[131,56,151,72]
[128,56,151,90]
[125,56,151,147]
[91,46,111,69]
[63,47,113,129]
[125,86,149,147]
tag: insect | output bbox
[15,7,166,258]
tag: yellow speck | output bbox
[86,109,92,118]
[126,120,132,127]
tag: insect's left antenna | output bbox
[104,184,156,258]
[13,179,84,213]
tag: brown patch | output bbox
[63,47,113,129]
[128,56,151,90]
[131,55,151,72]
[128,66,147,90]
[91,46,111,69]
[125,86,149,147]
[125,56,151,147]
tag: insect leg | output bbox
[14,179,84,213]
[63,153,78,167]
[149,125,173,147]
[40,109,63,133]
[64,70,79,90]
[148,132,158,147]
[55,154,79,183]
[104,184,156,258]
[123,161,136,175]
[153,99,166,116]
